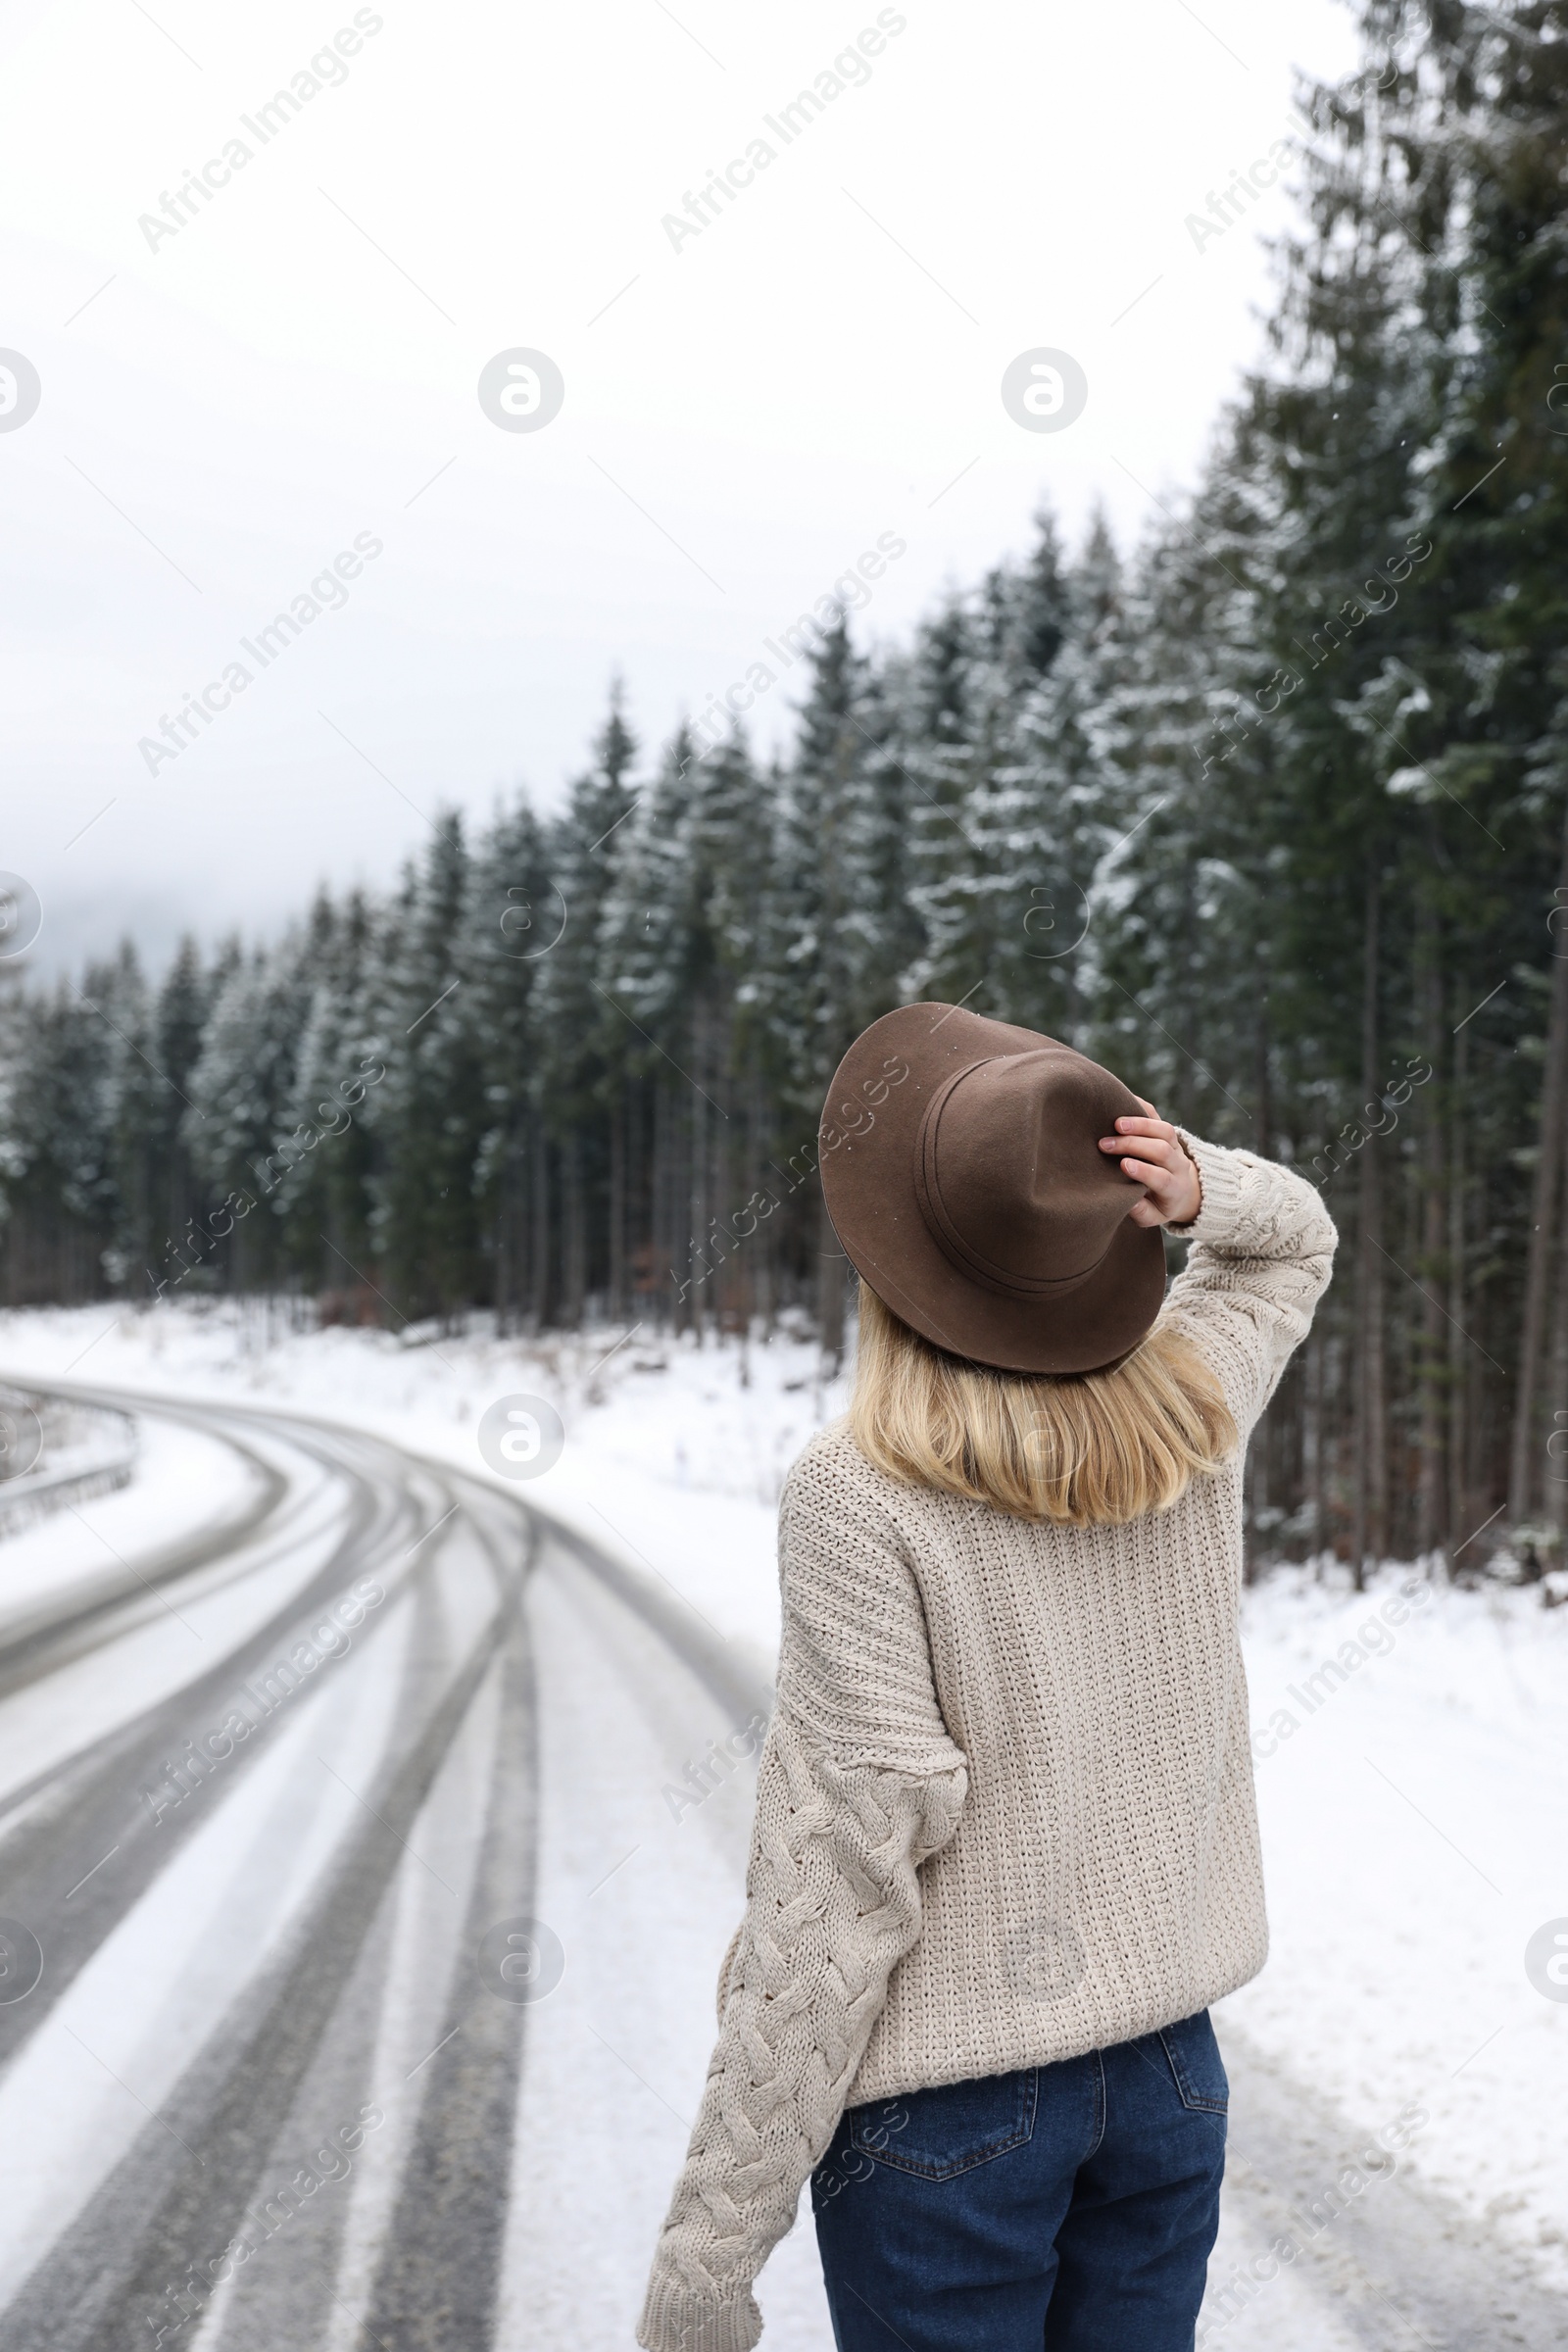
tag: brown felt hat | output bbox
[819,1003,1167,1375]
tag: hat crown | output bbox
[917,1050,1140,1297]
[818,1001,1165,1374]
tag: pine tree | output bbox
[468,801,557,1330]
[365,817,490,1323]
[529,693,641,1323]
[184,935,314,1290]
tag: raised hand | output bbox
[1098,1101,1202,1229]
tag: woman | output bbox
[637,1003,1337,2352]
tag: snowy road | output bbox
[0,1380,1559,2351]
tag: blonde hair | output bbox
[850,1282,1237,1527]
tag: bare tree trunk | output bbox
[815,1184,847,1375]
[609,1095,625,1326]
[671,1087,694,1339]
[1253,956,1272,1161]
[653,1081,672,1334]
[1508,794,1568,1529]
[562,1133,585,1325]
[630,1078,650,1325]
[709,1000,732,1330]
[688,1025,709,1344]
[1548,1143,1568,1544]
[1416,897,1446,1556]
[752,1072,770,1345]
[530,1122,551,1331]
[1417,1150,1446,1556]
[1351,867,1385,1591]
[493,1136,514,1335]
[1307,1328,1327,1564]
[1446,1016,1469,1574]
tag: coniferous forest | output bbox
[4,0,1567,1576]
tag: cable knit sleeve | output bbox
[637,1441,968,2352]
[1163,1132,1339,1433]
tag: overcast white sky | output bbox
[0,0,1360,980]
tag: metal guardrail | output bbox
[0,1393,138,1538]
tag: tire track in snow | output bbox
[0,1406,435,2076]
[0,1384,537,2351]
[0,1575,507,2348]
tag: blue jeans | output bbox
[811,2010,1227,2351]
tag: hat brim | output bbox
[819,1003,1167,1376]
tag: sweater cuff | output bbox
[637,2276,762,2352]
[1170,1132,1247,1243]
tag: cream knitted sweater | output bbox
[637,1135,1337,2352]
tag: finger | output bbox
[1099,1124,1174,1152]
[1118,1151,1180,1194]
[1099,1132,1179,1170]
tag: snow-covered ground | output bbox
[1,1296,1565,2310]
